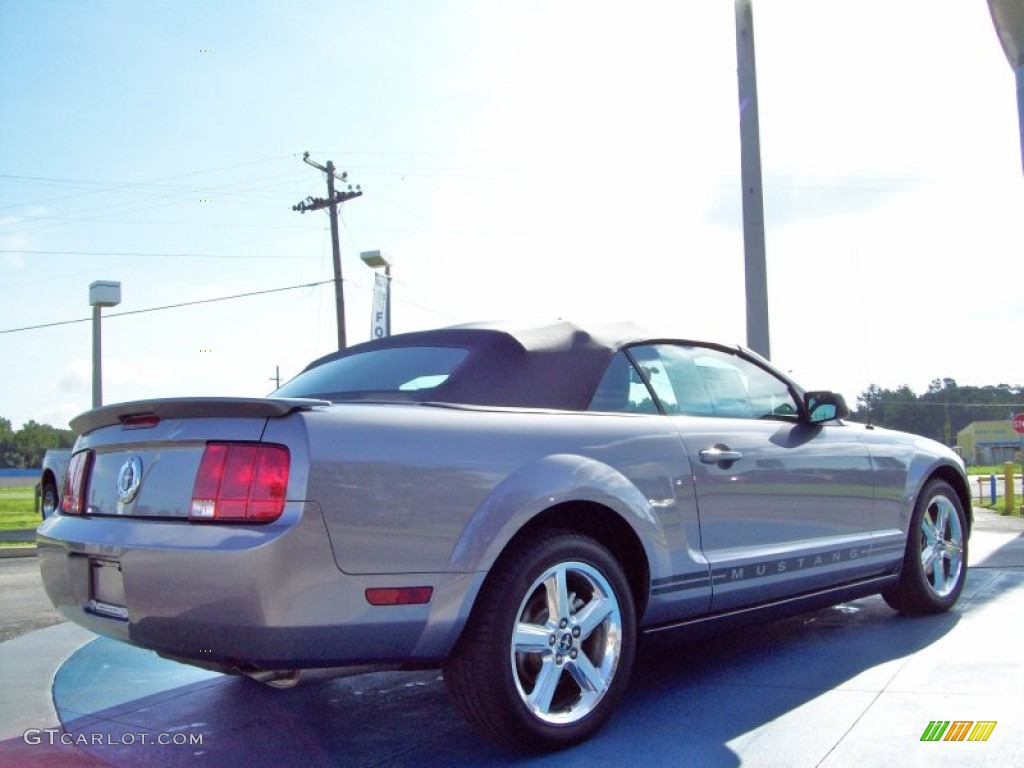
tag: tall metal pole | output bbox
[1017,66,1024,173]
[385,264,392,336]
[325,161,347,350]
[92,305,102,408]
[987,0,1024,174]
[89,280,120,409]
[735,0,771,359]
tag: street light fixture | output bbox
[360,250,392,338]
[988,0,1024,174]
[89,280,121,408]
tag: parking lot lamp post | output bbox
[89,280,121,408]
[360,250,392,338]
[735,0,770,359]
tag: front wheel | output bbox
[882,479,968,615]
[444,531,636,752]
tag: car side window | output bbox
[588,352,658,414]
[631,344,798,419]
[627,345,681,413]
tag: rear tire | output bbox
[444,530,636,752]
[41,480,59,519]
[882,480,967,615]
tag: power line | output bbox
[0,279,334,335]
[0,248,310,259]
[2,177,309,234]
[0,154,298,213]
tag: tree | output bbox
[0,417,17,468]
[852,381,1024,445]
[0,418,76,469]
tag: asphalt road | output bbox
[0,557,65,643]
[0,508,1022,767]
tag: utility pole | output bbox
[293,152,363,349]
[269,365,281,390]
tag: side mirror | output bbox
[804,391,850,424]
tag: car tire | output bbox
[443,530,636,752]
[882,479,968,615]
[41,479,59,519]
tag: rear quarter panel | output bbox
[299,405,701,594]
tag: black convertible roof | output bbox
[297,320,652,410]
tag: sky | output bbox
[2,0,1022,431]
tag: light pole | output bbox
[988,0,1024,174]
[89,280,121,408]
[735,0,770,359]
[360,250,392,338]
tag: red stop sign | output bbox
[1014,414,1024,434]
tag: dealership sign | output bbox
[370,273,390,339]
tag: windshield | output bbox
[272,346,469,401]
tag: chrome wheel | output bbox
[42,482,59,519]
[919,493,964,598]
[511,561,622,725]
[444,531,636,751]
[882,479,968,615]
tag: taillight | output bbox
[190,443,290,523]
[61,450,93,514]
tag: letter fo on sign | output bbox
[371,273,389,339]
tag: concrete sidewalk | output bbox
[1,509,1021,767]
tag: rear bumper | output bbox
[36,502,482,669]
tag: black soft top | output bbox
[290,320,649,410]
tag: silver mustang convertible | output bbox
[38,321,970,752]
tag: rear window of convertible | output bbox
[273,346,469,400]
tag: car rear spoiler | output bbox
[69,397,331,435]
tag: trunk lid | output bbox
[70,397,325,519]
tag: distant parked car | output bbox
[39,449,70,519]
[37,321,971,752]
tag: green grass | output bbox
[0,485,39,532]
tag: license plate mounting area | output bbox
[88,558,128,620]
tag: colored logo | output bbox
[920,720,996,742]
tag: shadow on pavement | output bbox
[0,585,967,768]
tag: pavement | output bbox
[0,508,1022,767]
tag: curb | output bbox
[0,546,37,559]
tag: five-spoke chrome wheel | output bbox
[444,531,635,752]
[919,493,964,599]
[883,479,969,615]
[511,561,622,724]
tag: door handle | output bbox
[699,445,743,465]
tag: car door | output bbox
[627,344,881,611]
